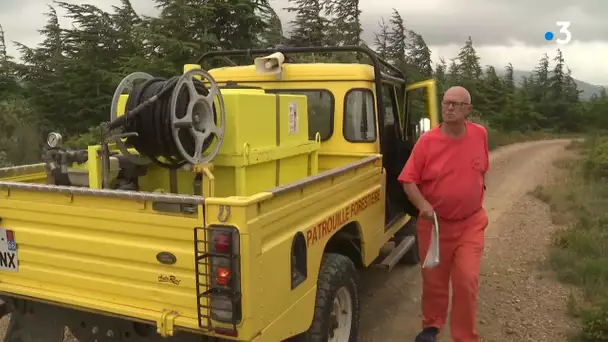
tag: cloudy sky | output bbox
[1,0,606,84]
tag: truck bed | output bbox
[0,179,206,332]
[0,153,388,340]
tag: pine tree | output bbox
[503,63,515,93]
[259,4,285,47]
[447,58,459,86]
[0,24,21,98]
[564,68,581,103]
[456,36,482,81]
[455,37,486,115]
[480,65,504,121]
[386,9,406,64]
[405,30,432,80]
[549,48,565,99]
[528,53,551,126]
[434,57,447,93]
[324,0,362,46]
[14,5,73,133]
[111,0,172,75]
[285,0,327,47]
[373,19,390,60]
[211,0,270,49]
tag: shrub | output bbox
[581,301,608,342]
[0,98,43,166]
[534,134,608,341]
[584,136,608,179]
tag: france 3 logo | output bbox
[544,22,572,45]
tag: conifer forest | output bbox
[0,0,605,167]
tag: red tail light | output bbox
[204,226,241,325]
[215,267,232,286]
[213,232,231,254]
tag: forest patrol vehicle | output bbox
[0,46,438,341]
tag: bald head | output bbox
[444,86,471,104]
[441,85,472,124]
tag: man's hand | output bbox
[419,200,435,220]
[403,182,435,220]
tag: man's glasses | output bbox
[441,100,470,108]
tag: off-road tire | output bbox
[297,253,359,342]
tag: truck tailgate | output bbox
[0,182,206,331]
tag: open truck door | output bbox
[382,78,440,222]
[378,78,441,268]
[404,79,440,140]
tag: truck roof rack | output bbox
[195,45,407,158]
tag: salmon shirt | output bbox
[398,121,489,221]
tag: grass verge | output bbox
[469,115,583,151]
[532,135,608,341]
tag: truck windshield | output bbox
[266,89,334,141]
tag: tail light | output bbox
[212,233,231,254]
[208,226,241,324]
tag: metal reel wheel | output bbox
[169,68,226,165]
[109,72,155,165]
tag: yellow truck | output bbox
[0,46,438,342]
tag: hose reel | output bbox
[107,68,226,168]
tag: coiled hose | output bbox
[108,76,216,169]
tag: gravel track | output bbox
[358,139,580,342]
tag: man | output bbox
[398,86,489,342]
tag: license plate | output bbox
[0,229,18,272]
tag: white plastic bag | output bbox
[422,212,440,269]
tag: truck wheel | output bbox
[299,253,359,342]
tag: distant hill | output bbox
[495,68,606,100]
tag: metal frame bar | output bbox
[270,155,380,195]
[0,181,204,204]
[196,46,408,161]
[194,226,241,334]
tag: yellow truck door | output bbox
[405,79,440,135]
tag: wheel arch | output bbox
[322,221,364,269]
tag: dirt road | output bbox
[358,139,580,342]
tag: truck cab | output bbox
[202,47,439,228]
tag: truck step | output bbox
[374,236,415,271]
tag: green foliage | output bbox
[0,0,605,169]
[0,98,43,167]
[285,0,328,47]
[64,126,103,149]
[581,301,608,341]
[583,136,608,179]
[533,135,608,341]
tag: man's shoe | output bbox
[415,327,438,342]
